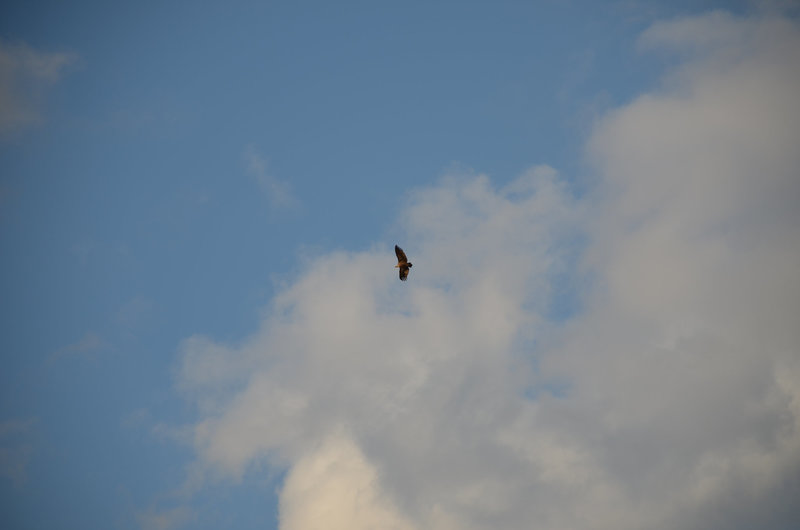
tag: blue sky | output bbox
[2,1,799,529]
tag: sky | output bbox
[1,1,799,529]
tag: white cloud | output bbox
[175,10,800,530]
[0,40,76,134]
[279,430,415,530]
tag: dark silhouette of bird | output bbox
[395,245,412,281]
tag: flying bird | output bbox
[395,245,412,281]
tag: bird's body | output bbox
[395,245,412,281]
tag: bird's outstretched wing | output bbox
[395,244,412,281]
[395,245,408,264]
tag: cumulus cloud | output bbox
[279,430,415,530]
[175,10,800,530]
[0,40,76,134]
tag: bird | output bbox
[395,245,413,281]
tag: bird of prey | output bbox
[395,245,413,281]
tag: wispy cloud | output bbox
[0,418,36,487]
[0,40,76,134]
[173,10,800,530]
[244,146,299,211]
[117,295,156,331]
[48,332,108,363]
[137,505,193,530]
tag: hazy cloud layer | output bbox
[176,11,800,530]
[0,41,75,134]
